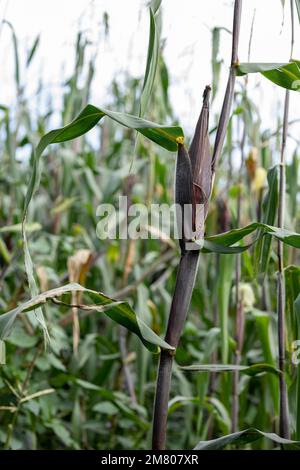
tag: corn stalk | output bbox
[152,0,242,449]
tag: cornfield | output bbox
[1,0,300,452]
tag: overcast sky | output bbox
[1,0,299,145]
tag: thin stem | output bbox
[211,0,242,173]
[277,90,290,439]
[232,121,246,433]
[276,0,294,439]
[210,0,243,434]
[290,0,295,58]
[232,6,253,430]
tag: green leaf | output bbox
[0,222,42,233]
[237,62,289,75]
[0,237,11,263]
[93,401,118,415]
[180,363,281,376]
[254,165,279,274]
[140,8,159,117]
[26,35,40,68]
[46,421,75,448]
[294,293,300,439]
[286,151,299,220]
[285,265,300,348]
[2,21,20,90]
[0,340,5,365]
[149,0,162,14]
[21,105,183,343]
[0,283,174,354]
[203,240,254,254]
[211,27,222,100]
[194,428,300,450]
[202,222,300,254]
[237,61,300,91]
[253,310,279,413]
[217,255,235,363]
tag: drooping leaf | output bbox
[21,105,183,342]
[203,240,254,254]
[23,105,183,218]
[237,61,300,91]
[194,428,300,450]
[0,283,174,354]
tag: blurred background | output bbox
[1,0,300,138]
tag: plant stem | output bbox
[211,0,242,433]
[152,0,242,450]
[4,343,42,449]
[231,6,254,425]
[277,0,294,439]
[211,0,242,173]
[152,251,199,450]
[232,121,246,433]
[277,88,290,439]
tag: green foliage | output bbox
[0,283,174,355]
[237,61,300,91]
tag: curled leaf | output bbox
[0,283,174,354]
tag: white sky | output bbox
[0,0,299,145]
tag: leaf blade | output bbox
[194,428,300,450]
[0,283,174,354]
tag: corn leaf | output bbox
[253,310,279,413]
[217,255,235,363]
[211,27,222,100]
[21,105,183,342]
[149,0,162,14]
[202,222,300,253]
[26,35,40,68]
[194,428,300,450]
[254,165,279,274]
[237,61,300,91]
[0,222,42,233]
[0,283,174,354]
[180,363,281,376]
